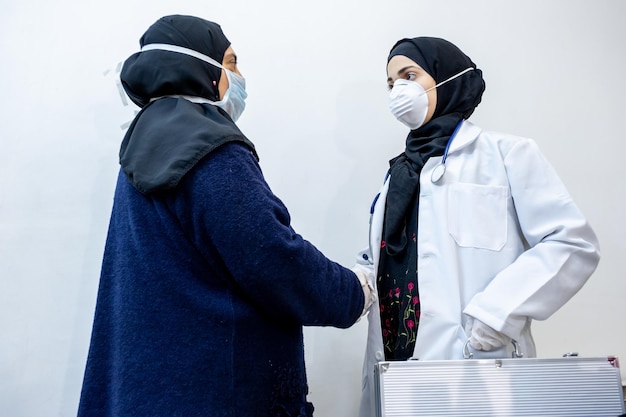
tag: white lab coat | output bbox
[357,120,600,417]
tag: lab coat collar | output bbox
[448,119,482,155]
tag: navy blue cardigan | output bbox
[78,142,364,417]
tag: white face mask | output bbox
[388,67,474,130]
[140,43,247,122]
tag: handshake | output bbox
[351,264,377,317]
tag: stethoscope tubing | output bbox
[431,119,464,183]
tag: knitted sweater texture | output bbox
[78,142,363,417]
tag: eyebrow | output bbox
[387,65,421,83]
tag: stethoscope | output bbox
[431,120,464,183]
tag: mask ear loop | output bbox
[140,43,225,70]
[423,67,474,94]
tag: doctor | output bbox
[356,37,600,417]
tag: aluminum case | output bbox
[374,355,625,416]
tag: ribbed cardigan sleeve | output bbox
[172,142,364,328]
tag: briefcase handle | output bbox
[463,339,524,359]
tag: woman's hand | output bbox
[465,317,511,351]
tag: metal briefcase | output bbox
[374,342,625,417]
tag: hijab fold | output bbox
[377,37,485,360]
[118,15,257,195]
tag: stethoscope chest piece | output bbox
[431,163,446,183]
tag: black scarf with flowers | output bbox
[377,119,454,360]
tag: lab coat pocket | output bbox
[448,183,509,251]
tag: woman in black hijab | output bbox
[377,37,486,361]
[358,37,599,417]
[77,15,373,417]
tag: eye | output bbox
[406,72,417,81]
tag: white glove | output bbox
[465,317,510,351]
[351,264,377,317]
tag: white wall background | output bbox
[1,1,624,416]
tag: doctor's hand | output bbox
[351,264,377,317]
[465,317,511,351]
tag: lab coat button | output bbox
[375,350,384,360]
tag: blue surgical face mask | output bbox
[213,68,247,122]
[140,43,247,122]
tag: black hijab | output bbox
[119,15,257,194]
[377,37,485,360]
